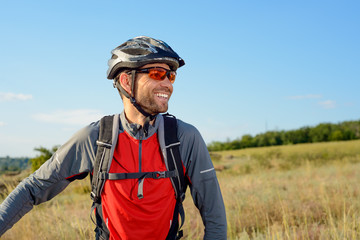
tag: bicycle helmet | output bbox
[107,36,185,79]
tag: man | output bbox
[0,36,227,239]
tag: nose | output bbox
[160,77,173,91]
[161,76,173,85]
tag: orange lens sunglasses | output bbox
[136,67,176,83]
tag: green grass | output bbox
[212,140,360,175]
[1,140,360,239]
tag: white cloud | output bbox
[318,100,336,109]
[287,94,336,109]
[32,109,104,126]
[0,122,5,127]
[0,92,33,102]
[287,94,322,100]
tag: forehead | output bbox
[139,63,170,69]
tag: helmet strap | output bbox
[127,70,157,135]
[130,70,136,99]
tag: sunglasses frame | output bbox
[133,67,177,83]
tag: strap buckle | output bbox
[90,191,100,203]
[155,171,166,179]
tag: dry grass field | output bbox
[1,139,360,239]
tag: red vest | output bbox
[101,131,176,240]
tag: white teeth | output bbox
[156,93,168,99]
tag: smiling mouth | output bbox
[155,93,169,99]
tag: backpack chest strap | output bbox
[99,170,177,180]
[100,170,178,200]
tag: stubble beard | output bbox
[137,91,170,115]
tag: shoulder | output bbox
[176,118,203,143]
[73,120,100,142]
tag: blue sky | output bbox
[0,0,359,157]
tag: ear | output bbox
[119,72,132,95]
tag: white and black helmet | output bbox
[107,36,185,79]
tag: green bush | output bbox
[30,146,59,172]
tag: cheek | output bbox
[169,84,174,93]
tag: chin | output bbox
[156,109,168,114]
[157,104,169,113]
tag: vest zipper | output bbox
[137,132,144,199]
[139,138,142,173]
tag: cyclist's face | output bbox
[134,63,174,115]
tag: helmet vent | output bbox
[122,48,150,56]
[139,43,149,48]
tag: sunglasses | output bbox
[135,67,177,83]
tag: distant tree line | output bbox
[0,157,29,173]
[0,146,59,174]
[207,120,360,151]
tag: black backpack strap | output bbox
[90,115,115,240]
[163,114,186,202]
[100,170,177,180]
[90,115,114,203]
[163,113,186,240]
[101,170,179,200]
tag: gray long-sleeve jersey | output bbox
[0,113,227,239]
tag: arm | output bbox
[177,120,227,240]
[0,121,99,236]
